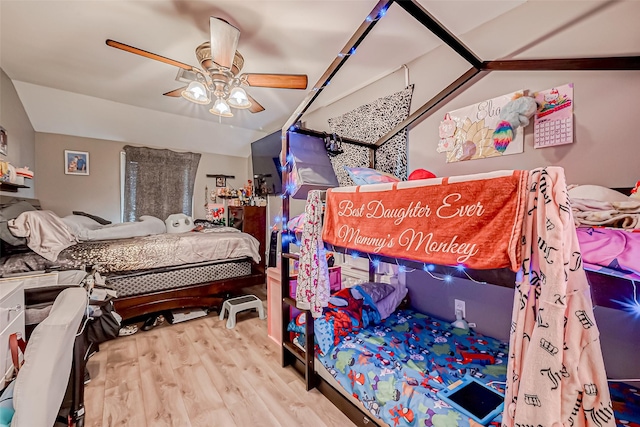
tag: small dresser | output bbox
[228,205,267,273]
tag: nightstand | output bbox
[0,280,25,385]
[228,206,267,273]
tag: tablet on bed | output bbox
[436,376,504,425]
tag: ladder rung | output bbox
[283,341,305,362]
[283,297,297,307]
[282,253,300,260]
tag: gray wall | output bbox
[304,1,640,187]
[407,272,640,384]
[306,67,639,186]
[35,132,249,223]
[35,133,121,222]
[406,272,514,342]
[0,68,35,198]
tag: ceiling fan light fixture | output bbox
[210,97,233,117]
[227,87,252,109]
[181,81,210,105]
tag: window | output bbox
[122,146,201,222]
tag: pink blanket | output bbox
[577,227,640,280]
[504,167,614,427]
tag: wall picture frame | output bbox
[216,177,226,187]
[65,150,89,175]
[0,127,7,156]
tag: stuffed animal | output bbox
[408,169,436,181]
[165,213,195,234]
[492,95,537,153]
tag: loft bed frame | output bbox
[277,0,640,425]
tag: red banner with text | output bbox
[322,171,528,271]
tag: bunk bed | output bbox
[277,1,640,426]
[0,196,266,320]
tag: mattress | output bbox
[0,229,260,275]
[316,308,637,426]
[105,258,252,297]
[315,361,387,427]
[317,309,509,427]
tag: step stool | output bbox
[219,295,266,329]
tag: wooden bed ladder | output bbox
[280,251,318,390]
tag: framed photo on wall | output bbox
[0,127,7,156]
[65,150,89,175]
[216,177,226,187]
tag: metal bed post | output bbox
[279,0,396,392]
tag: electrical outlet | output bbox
[454,299,466,319]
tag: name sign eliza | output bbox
[322,172,526,271]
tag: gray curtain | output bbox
[123,146,201,222]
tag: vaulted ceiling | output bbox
[0,0,527,156]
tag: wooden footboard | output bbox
[113,269,265,320]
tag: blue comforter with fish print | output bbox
[317,309,509,427]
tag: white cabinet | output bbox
[0,281,25,386]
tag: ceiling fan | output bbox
[106,17,308,117]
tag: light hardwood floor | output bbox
[84,287,356,427]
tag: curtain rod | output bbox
[294,127,374,149]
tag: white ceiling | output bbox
[0,0,526,157]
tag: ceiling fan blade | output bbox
[163,87,187,97]
[246,94,265,113]
[243,73,308,90]
[106,39,196,71]
[210,17,240,71]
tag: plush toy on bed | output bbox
[492,94,538,153]
[165,213,195,234]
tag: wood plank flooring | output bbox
[85,287,356,427]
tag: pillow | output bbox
[8,211,76,261]
[71,211,111,225]
[567,185,630,203]
[358,282,394,302]
[344,166,400,186]
[78,215,166,241]
[165,213,195,234]
[374,281,408,320]
[0,201,36,246]
[62,215,103,236]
